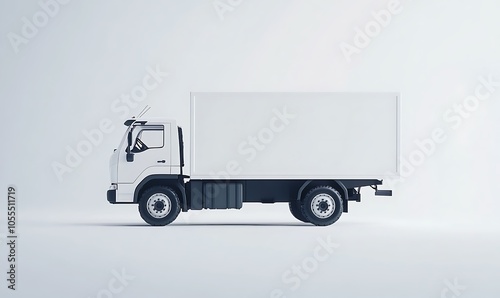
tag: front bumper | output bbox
[107,184,117,204]
[107,189,117,204]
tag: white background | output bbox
[1,0,499,297]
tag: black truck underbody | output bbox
[186,179,386,212]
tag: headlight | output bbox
[109,184,118,190]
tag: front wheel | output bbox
[301,186,343,226]
[138,186,180,226]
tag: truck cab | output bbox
[108,118,185,204]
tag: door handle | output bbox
[157,160,166,163]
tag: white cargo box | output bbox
[190,93,400,179]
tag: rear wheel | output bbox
[289,200,309,223]
[138,186,180,226]
[301,186,343,226]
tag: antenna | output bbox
[137,105,151,118]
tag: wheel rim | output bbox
[147,193,171,218]
[310,193,335,219]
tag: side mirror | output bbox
[126,152,134,162]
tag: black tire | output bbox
[138,186,180,226]
[289,200,309,223]
[301,186,343,226]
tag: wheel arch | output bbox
[297,180,349,212]
[134,175,188,211]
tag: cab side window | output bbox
[131,127,164,153]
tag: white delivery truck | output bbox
[107,93,400,226]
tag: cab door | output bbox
[118,124,171,184]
